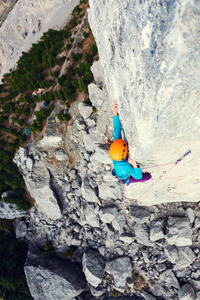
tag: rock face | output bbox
[88,0,200,205]
[24,247,86,300]
[0,0,80,79]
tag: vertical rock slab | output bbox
[82,249,106,288]
[88,0,200,205]
[24,247,86,300]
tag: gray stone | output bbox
[15,220,27,239]
[140,290,157,300]
[81,177,99,203]
[178,283,196,300]
[91,60,105,88]
[150,219,164,241]
[22,162,62,220]
[78,102,93,120]
[195,218,200,229]
[115,247,124,256]
[93,144,112,164]
[82,128,102,152]
[54,149,67,161]
[106,256,132,291]
[128,243,139,257]
[24,247,86,300]
[120,233,135,244]
[159,269,180,289]
[112,211,126,232]
[68,169,77,180]
[0,200,28,219]
[129,206,150,224]
[86,117,96,127]
[82,249,106,288]
[186,208,195,224]
[84,204,100,227]
[98,181,123,201]
[156,263,167,272]
[75,116,86,130]
[88,83,108,108]
[164,245,195,269]
[134,223,154,247]
[166,217,192,246]
[99,206,118,223]
[90,284,106,297]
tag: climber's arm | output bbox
[128,156,142,179]
[112,101,122,141]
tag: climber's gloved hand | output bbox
[112,100,119,116]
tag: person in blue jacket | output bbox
[109,100,151,185]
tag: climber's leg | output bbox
[128,172,152,184]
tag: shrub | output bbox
[77,41,83,48]
[65,43,72,50]
[84,52,93,63]
[69,18,77,29]
[71,53,82,62]
[56,112,71,122]
[66,67,76,77]
[72,5,82,15]
[83,31,89,39]
[89,44,98,56]
[50,70,59,78]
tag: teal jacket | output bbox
[112,115,142,180]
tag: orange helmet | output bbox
[109,139,128,161]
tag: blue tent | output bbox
[43,101,50,109]
[25,127,31,136]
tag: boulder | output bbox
[82,249,106,287]
[81,177,99,203]
[82,127,102,152]
[98,181,123,201]
[24,247,86,300]
[15,220,27,239]
[25,165,62,220]
[129,206,150,224]
[112,211,127,232]
[106,256,132,291]
[0,200,28,219]
[90,60,105,88]
[186,208,195,224]
[140,290,157,300]
[178,283,196,300]
[164,245,195,269]
[88,83,108,108]
[128,243,139,257]
[78,102,93,120]
[54,149,68,161]
[99,206,118,223]
[134,223,154,247]
[150,219,164,241]
[93,144,112,164]
[120,233,135,244]
[166,217,192,246]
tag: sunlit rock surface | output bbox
[88,0,200,205]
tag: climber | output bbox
[110,100,151,185]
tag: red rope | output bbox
[141,162,176,170]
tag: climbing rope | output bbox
[143,149,192,196]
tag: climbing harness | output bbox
[143,149,192,196]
